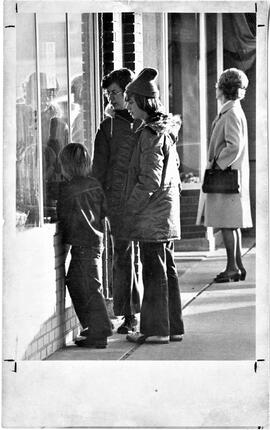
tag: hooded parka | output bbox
[121,114,181,242]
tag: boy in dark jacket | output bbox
[57,143,113,348]
[92,68,141,333]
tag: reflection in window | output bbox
[69,16,84,145]
[168,14,201,185]
[38,15,69,222]
[16,14,40,228]
[70,14,100,158]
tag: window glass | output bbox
[38,14,69,222]
[206,14,217,142]
[168,14,201,185]
[223,13,256,157]
[16,14,40,228]
[69,16,84,145]
[142,14,165,105]
[69,14,100,159]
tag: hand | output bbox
[213,161,221,170]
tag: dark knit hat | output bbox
[125,67,159,98]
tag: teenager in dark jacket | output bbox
[92,69,141,334]
[57,143,113,348]
[122,68,184,344]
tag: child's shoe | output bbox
[75,337,108,349]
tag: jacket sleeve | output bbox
[92,121,110,187]
[216,110,245,170]
[125,130,164,216]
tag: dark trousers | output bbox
[66,245,113,339]
[112,239,141,316]
[139,241,184,337]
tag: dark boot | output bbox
[117,315,138,334]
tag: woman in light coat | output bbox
[197,68,253,282]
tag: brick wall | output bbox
[3,224,81,361]
[22,306,79,360]
[23,228,81,360]
[180,190,205,239]
[101,13,114,75]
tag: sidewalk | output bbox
[47,237,256,361]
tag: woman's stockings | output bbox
[221,228,238,272]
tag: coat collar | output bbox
[219,99,241,115]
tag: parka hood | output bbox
[104,108,134,137]
[144,113,181,144]
[104,107,133,122]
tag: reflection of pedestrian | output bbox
[197,68,252,282]
[57,143,113,348]
[123,68,184,344]
[16,97,38,226]
[28,72,69,213]
[92,68,141,334]
[71,75,84,143]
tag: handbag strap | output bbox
[213,157,232,171]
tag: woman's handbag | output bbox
[202,165,239,194]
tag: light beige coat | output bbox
[197,99,253,228]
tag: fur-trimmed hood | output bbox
[140,113,182,144]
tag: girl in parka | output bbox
[122,68,184,344]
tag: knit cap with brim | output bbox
[125,67,159,98]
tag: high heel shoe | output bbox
[214,270,241,283]
[239,268,246,281]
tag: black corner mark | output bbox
[254,359,265,373]
[16,3,18,13]
[5,25,15,28]
[4,359,17,372]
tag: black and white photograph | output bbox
[1,0,269,427]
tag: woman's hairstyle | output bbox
[58,143,91,179]
[71,75,83,104]
[218,68,249,100]
[125,91,165,119]
[102,68,134,92]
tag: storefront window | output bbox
[168,14,201,186]
[69,16,84,145]
[37,15,69,222]
[69,14,100,155]
[16,14,40,228]
[15,12,101,228]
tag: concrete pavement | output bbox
[47,237,256,361]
